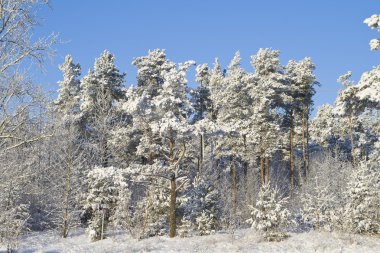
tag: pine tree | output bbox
[285,58,317,177]
[196,211,216,236]
[344,153,380,234]
[335,72,367,165]
[133,183,170,238]
[132,49,174,97]
[310,104,344,149]
[83,167,130,241]
[249,48,286,187]
[214,52,252,213]
[207,58,225,121]
[246,182,291,241]
[150,60,196,238]
[181,174,220,236]
[54,55,84,238]
[356,66,380,107]
[192,63,212,174]
[118,49,175,166]
[80,50,125,167]
[55,55,81,123]
[192,63,212,122]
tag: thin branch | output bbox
[142,173,170,180]
[173,142,186,168]
[1,134,52,153]
[133,180,170,191]
[175,179,189,192]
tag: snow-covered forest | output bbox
[0,1,380,252]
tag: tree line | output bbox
[0,0,379,251]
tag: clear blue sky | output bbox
[33,0,379,113]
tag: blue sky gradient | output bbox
[33,0,380,113]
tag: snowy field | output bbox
[2,229,379,253]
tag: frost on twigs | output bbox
[300,186,337,231]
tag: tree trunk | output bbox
[349,114,356,166]
[260,156,265,186]
[198,133,204,174]
[301,105,310,178]
[305,106,310,174]
[265,157,269,183]
[148,151,154,165]
[62,153,73,238]
[101,138,108,167]
[302,110,307,178]
[231,157,237,215]
[289,108,295,194]
[169,177,177,238]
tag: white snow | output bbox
[4,228,379,253]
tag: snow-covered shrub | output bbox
[298,150,353,232]
[133,186,170,238]
[87,211,104,242]
[178,217,192,238]
[300,186,336,231]
[344,156,380,234]
[111,186,132,230]
[0,204,30,252]
[181,175,220,236]
[246,182,291,241]
[196,211,216,236]
[82,166,130,241]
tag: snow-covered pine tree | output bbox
[335,72,369,165]
[149,60,196,237]
[192,63,212,122]
[356,66,380,110]
[246,182,291,241]
[248,48,286,187]
[80,50,125,167]
[115,49,175,167]
[191,63,212,174]
[132,49,174,97]
[310,104,345,149]
[177,217,192,238]
[214,52,252,215]
[124,56,196,238]
[133,184,170,238]
[344,152,380,234]
[55,55,81,123]
[196,211,216,236]
[207,58,225,121]
[335,70,380,164]
[285,58,317,177]
[180,174,220,236]
[355,66,380,158]
[0,203,30,252]
[82,167,130,241]
[54,55,84,238]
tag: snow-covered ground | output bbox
[2,229,379,253]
